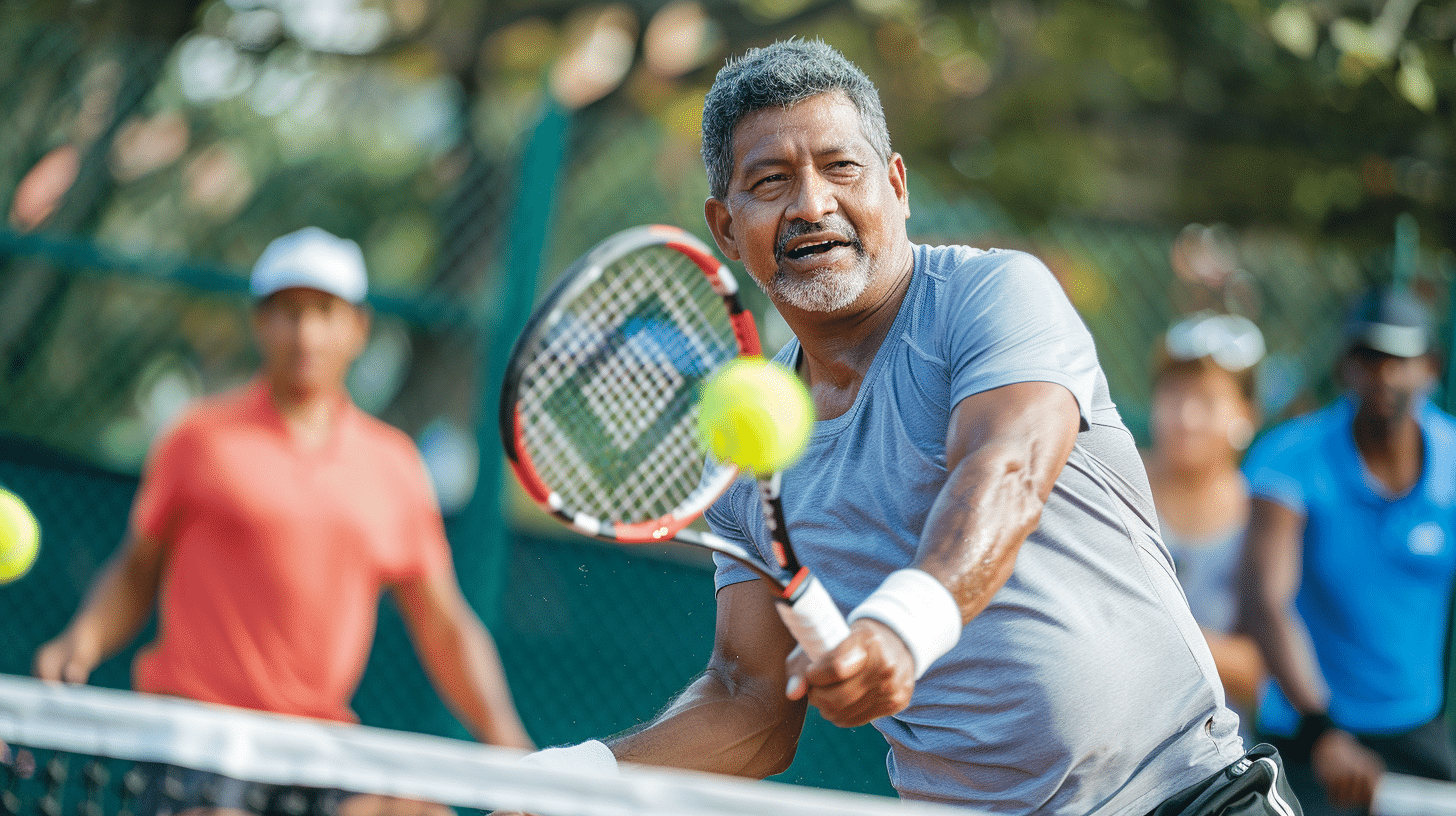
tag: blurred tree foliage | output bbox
[7,0,1451,271]
[1,0,1452,467]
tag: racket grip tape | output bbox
[776,571,849,661]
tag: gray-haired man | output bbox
[519,40,1299,816]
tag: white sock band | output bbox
[518,739,619,775]
[848,568,962,679]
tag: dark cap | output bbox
[1342,286,1432,358]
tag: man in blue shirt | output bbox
[1242,286,1456,815]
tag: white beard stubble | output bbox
[760,251,872,313]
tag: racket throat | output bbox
[781,566,813,602]
[757,473,801,573]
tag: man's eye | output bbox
[752,174,786,189]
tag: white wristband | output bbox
[848,568,962,679]
[519,739,619,775]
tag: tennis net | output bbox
[0,673,957,816]
[1375,773,1456,816]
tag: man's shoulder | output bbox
[141,383,262,474]
[915,244,1058,318]
[349,408,416,452]
[161,382,259,440]
[705,476,755,529]
[1421,401,1456,437]
[918,243,1042,281]
[1247,402,1344,468]
[347,409,428,477]
[1419,402,1456,471]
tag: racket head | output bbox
[500,224,760,545]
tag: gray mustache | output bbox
[774,218,862,262]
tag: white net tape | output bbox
[1373,772,1456,816]
[0,674,965,816]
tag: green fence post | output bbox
[1393,212,1418,291]
[454,99,572,629]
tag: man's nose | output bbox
[786,172,836,224]
[292,310,330,347]
[1373,357,1405,384]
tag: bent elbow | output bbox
[764,745,797,776]
[747,725,801,777]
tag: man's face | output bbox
[252,287,369,397]
[1341,345,1436,422]
[704,92,910,314]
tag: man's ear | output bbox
[343,302,372,361]
[1421,352,1441,386]
[355,302,373,341]
[888,153,910,220]
[704,197,741,262]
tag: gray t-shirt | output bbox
[706,244,1244,815]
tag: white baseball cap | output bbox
[250,227,368,304]
[1342,286,1432,358]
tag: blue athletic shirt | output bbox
[1244,396,1456,736]
[706,245,1243,816]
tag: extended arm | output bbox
[33,531,167,683]
[1239,498,1325,713]
[606,578,809,776]
[494,580,807,816]
[1239,497,1383,809]
[392,566,534,749]
[799,381,1080,726]
[917,381,1080,621]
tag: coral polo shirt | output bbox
[130,379,451,722]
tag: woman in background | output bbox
[1145,312,1266,735]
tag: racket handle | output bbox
[776,571,850,661]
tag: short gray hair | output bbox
[701,39,891,201]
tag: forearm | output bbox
[414,615,533,749]
[36,538,164,682]
[1244,595,1328,715]
[828,385,1074,699]
[1241,500,1329,717]
[609,666,806,777]
[66,543,161,655]
[915,440,1051,622]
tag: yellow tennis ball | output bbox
[0,488,39,584]
[697,357,813,476]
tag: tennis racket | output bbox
[499,224,849,659]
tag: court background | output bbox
[1,0,1454,797]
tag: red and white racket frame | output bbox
[499,224,849,660]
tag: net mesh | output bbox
[513,243,738,524]
[0,674,955,816]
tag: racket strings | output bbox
[516,246,739,523]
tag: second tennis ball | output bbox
[0,488,39,584]
[697,357,813,476]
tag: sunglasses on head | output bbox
[1164,312,1265,373]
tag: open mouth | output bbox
[784,239,853,260]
